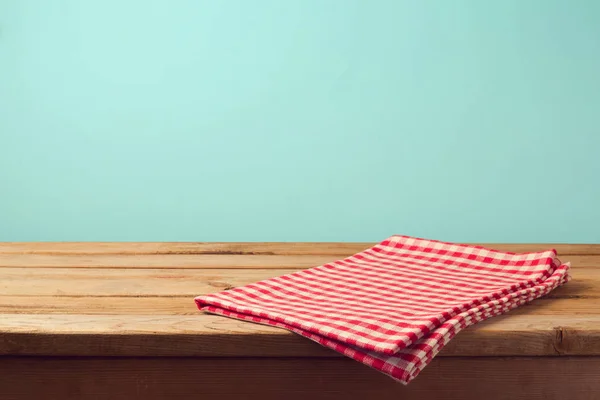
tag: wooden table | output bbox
[1,242,599,400]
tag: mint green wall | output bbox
[1,0,599,242]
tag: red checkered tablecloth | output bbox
[195,235,571,384]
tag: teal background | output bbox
[1,0,599,242]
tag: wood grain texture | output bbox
[1,313,599,357]
[0,253,595,269]
[0,265,596,297]
[1,242,598,255]
[1,356,599,400]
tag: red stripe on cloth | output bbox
[195,235,571,384]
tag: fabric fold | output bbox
[195,235,571,384]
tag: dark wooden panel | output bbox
[0,356,599,400]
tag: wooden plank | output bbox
[0,296,198,315]
[1,295,597,316]
[0,265,596,297]
[0,314,334,358]
[0,254,338,268]
[1,356,599,400]
[0,268,296,296]
[1,313,599,357]
[0,242,372,255]
[505,297,600,315]
[0,242,597,256]
[0,253,595,269]
[0,266,596,297]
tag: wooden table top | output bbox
[1,242,599,359]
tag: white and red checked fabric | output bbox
[195,235,571,384]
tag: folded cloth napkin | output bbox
[195,235,571,384]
